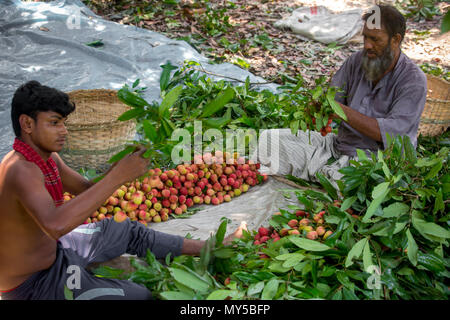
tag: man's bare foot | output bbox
[223,221,248,246]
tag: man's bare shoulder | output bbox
[50,152,64,168]
[1,151,44,186]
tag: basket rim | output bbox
[65,88,133,127]
[426,73,450,86]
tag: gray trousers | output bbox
[255,129,352,187]
[1,219,184,300]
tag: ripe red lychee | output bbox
[162,199,171,208]
[211,197,220,205]
[287,219,298,228]
[258,227,269,237]
[169,195,178,204]
[306,231,319,240]
[178,195,186,204]
[113,211,128,223]
[279,228,289,237]
[185,198,194,207]
[299,218,310,226]
[161,189,171,198]
[295,210,306,217]
[316,226,326,236]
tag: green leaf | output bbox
[441,9,450,34]
[326,88,347,121]
[160,291,195,300]
[159,85,183,117]
[117,88,149,109]
[201,87,235,118]
[92,266,126,279]
[142,120,158,143]
[403,135,417,164]
[215,219,228,246]
[341,196,357,211]
[417,252,446,273]
[160,62,179,91]
[268,261,292,273]
[312,85,323,100]
[362,188,389,223]
[247,281,265,296]
[421,222,450,239]
[85,39,103,47]
[382,202,410,218]
[345,238,367,268]
[117,107,146,121]
[362,240,373,272]
[424,161,443,180]
[64,285,74,300]
[213,247,234,259]
[290,120,299,135]
[316,172,338,200]
[356,149,368,161]
[415,157,441,168]
[412,211,450,240]
[108,145,136,163]
[203,107,232,129]
[406,229,418,266]
[206,290,240,300]
[261,279,279,300]
[288,236,331,251]
[282,254,306,268]
[169,268,211,293]
[372,182,390,199]
[433,188,445,214]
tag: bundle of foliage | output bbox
[111,60,346,169]
[93,135,449,300]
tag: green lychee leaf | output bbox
[108,145,136,163]
[64,285,74,300]
[288,236,331,252]
[406,229,418,266]
[159,85,183,118]
[201,87,235,118]
[345,237,367,268]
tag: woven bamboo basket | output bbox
[418,74,450,137]
[59,89,136,172]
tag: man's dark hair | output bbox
[11,81,75,137]
[363,5,406,43]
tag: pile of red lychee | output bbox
[253,209,333,246]
[65,152,267,227]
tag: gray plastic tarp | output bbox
[0,0,277,161]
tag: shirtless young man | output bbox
[0,81,245,300]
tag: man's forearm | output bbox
[181,238,206,255]
[338,103,382,142]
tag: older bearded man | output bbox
[256,5,427,186]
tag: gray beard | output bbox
[361,46,394,83]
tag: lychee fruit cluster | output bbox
[65,152,268,227]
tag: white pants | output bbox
[254,129,353,187]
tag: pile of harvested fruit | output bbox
[65,152,268,226]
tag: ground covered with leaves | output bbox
[74,0,450,87]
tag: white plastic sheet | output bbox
[274,6,364,44]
